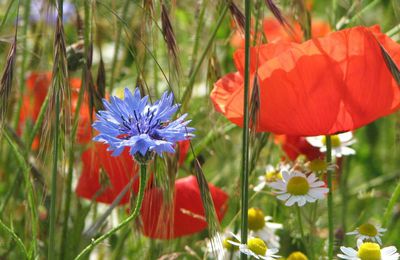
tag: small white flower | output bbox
[306,132,356,157]
[269,170,329,207]
[254,165,284,192]
[227,233,280,260]
[247,208,282,249]
[338,240,399,260]
[347,223,387,245]
[206,231,240,260]
[306,158,337,173]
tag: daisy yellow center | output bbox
[322,135,341,147]
[265,170,282,182]
[308,159,327,172]
[357,242,381,260]
[287,251,308,260]
[247,238,267,256]
[287,176,310,195]
[248,208,265,231]
[223,237,239,251]
[358,223,378,237]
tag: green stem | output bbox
[348,0,380,25]
[4,130,37,258]
[0,218,28,259]
[59,87,85,260]
[188,0,208,75]
[331,0,337,27]
[296,205,305,242]
[12,0,31,130]
[296,205,310,257]
[325,135,334,260]
[181,3,228,109]
[382,179,400,227]
[74,163,147,260]
[109,0,130,93]
[48,92,60,260]
[240,0,251,259]
[27,93,49,149]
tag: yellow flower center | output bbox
[322,135,341,147]
[248,208,265,231]
[308,159,328,172]
[247,238,267,256]
[358,223,378,237]
[287,176,310,195]
[223,237,239,251]
[265,170,282,182]
[287,251,308,260]
[357,242,381,260]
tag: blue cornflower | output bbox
[93,88,194,162]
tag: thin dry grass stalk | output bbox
[161,2,179,66]
[379,43,400,87]
[96,53,106,102]
[229,1,246,33]
[143,0,154,17]
[0,36,17,128]
[249,73,260,134]
[264,0,296,38]
[192,159,223,257]
[42,16,71,151]
[292,0,312,40]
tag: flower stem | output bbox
[382,179,400,227]
[240,0,251,259]
[296,205,305,242]
[296,205,310,257]
[325,135,334,260]
[48,91,60,260]
[74,163,147,260]
[181,3,228,109]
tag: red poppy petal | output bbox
[212,26,400,136]
[140,175,229,239]
[75,143,138,204]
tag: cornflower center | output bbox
[247,238,267,256]
[223,237,239,251]
[287,176,310,195]
[358,223,378,237]
[322,135,341,147]
[308,159,327,172]
[248,208,265,231]
[119,108,161,138]
[265,170,282,182]
[287,251,308,260]
[357,243,381,260]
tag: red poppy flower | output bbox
[275,135,323,161]
[140,175,229,239]
[231,18,330,49]
[19,72,91,148]
[75,140,191,204]
[263,18,330,43]
[75,143,139,204]
[211,25,400,136]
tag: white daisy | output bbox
[338,240,399,260]
[206,231,239,260]
[287,251,308,260]
[347,223,387,245]
[227,233,280,260]
[306,132,356,157]
[247,208,282,249]
[306,158,337,173]
[254,165,284,192]
[269,170,329,207]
